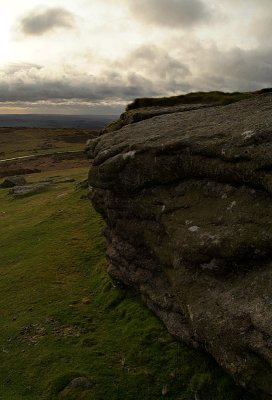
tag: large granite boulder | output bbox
[87,93,272,398]
[101,103,218,133]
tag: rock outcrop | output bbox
[87,93,272,398]
[101,103,218,134]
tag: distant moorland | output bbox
[0,114,118,129]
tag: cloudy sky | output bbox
[0,0,272,114]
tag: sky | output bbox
[0,0,272,114]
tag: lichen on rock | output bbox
[87,93,272,399]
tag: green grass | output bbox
[0,167,256,400]
[126,89,272,111]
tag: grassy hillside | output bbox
[126,90,253,111]
[0,167,256,400]
[126,88,272,111]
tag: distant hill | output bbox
[0,114,118,129]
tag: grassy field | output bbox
[0,127,96,159]
[0,166,256,400]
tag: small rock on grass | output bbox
[81,297,91,304]
[43,177,75,184]
[9,182,50,197]
[66,377,93,390]
[0,175,26,188]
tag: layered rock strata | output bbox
[87,94,272,398]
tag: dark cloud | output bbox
[0,64,159,104]
[114,43,272,95]
[191,45,272,92]
[18,7,75,36]
[2,41,272,115]
[115,45,191,93]
[127,0,212,28]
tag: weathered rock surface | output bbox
[0,175,26,188]
[101,103,218,134]
[42,176,75,184]
[9,182,50,196]
[87,93,272,398]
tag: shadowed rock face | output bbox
[87,94,272,398]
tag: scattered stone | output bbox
[0,169,41,179]
[0,175,26,188]
[188,225,199,232]
[43,177,75,184]
[81,297,91,304]
[162,384,168,396]
[66,377,93,390]
[9,182,50,197]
